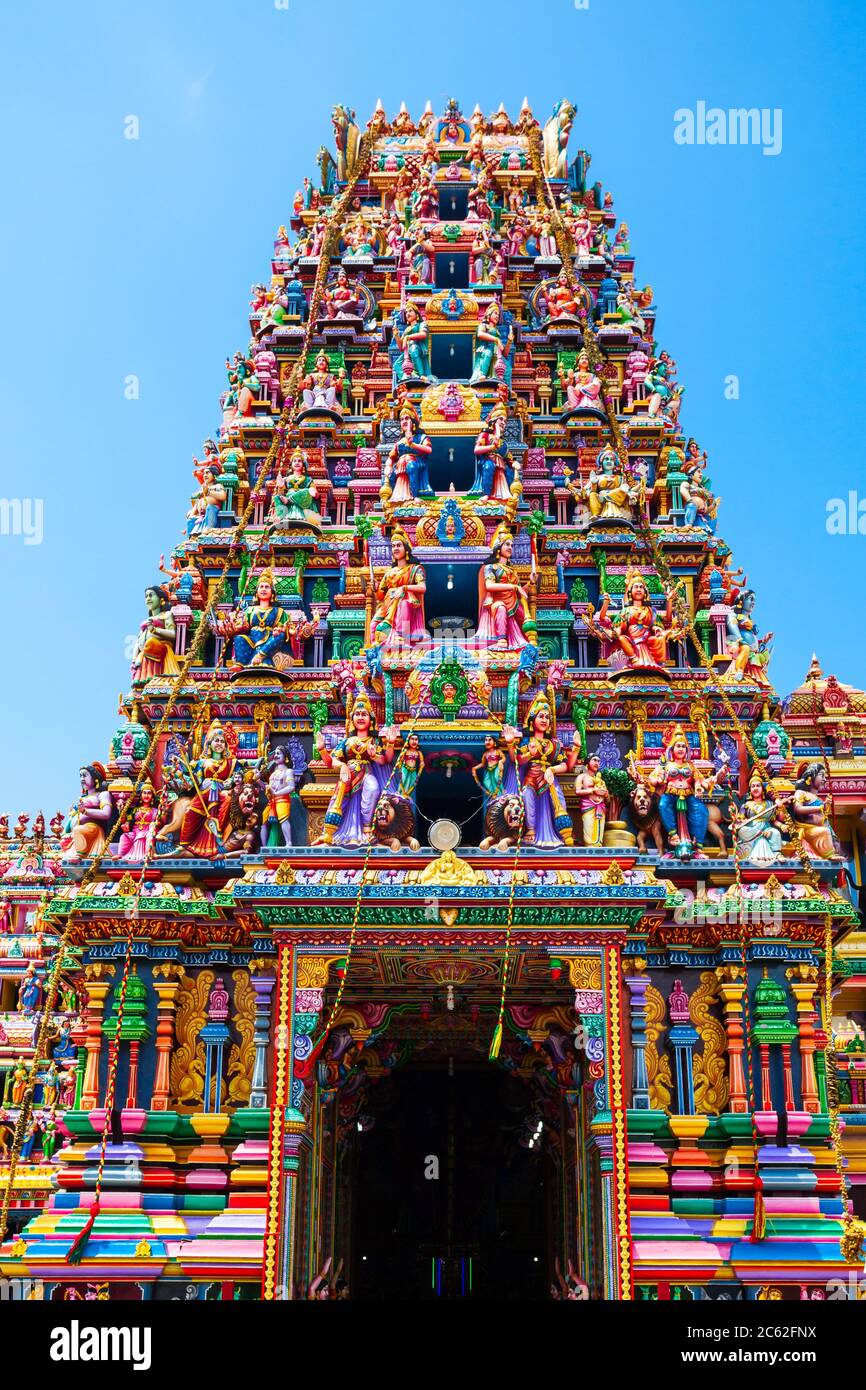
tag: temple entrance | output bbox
[349,1067,550,1300]
[413,762,483,848]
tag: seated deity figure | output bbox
[323,267,362,320]
[503,692,574,848]
[559,350,602,414]
[573,750,609,847]
[300,352,345,417]
[132,585,181,681]
[215,569,293,672]
[581,445,639,524]
[223,352,260,423]
[369,530,427,649]
[780,762,838,860]
[722,590,773,687]
[187,464,226,535]
[171,719,237,858]
[477,527,530,651]
[470,303,514,386]
[314,690,399,847]
[470,402,514,502]
[545,269,581,320]
[681,463,718,532]
[586,569,679,673]
[392,303,436,384]
[732,769,784,865]
[62,763,115,863]
[270,446,321,531]
[383,404,433,502]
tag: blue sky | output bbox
[1,0,865,812]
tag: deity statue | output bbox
[300,352,345,417]
[115,780,159,862]
[369,530,427,649]
[216,570,294,672]
[263,745,296,848]
[635,725,718,857]
[571,208,594,260]
[315,691,399,847]
[383,404,433,502]
[477,528,530,650]
[166,719,236,857]
[131,586,181,682]
[586,569,679,673]
[558,350,602,413]
[398,734,425,799]
[681,463,718,532]
[270,447,320,530]
[17,963,42,1014]
[223,351,260,422]
[780,762,838,860]
[545,269,581,321]
[324,267,362,320]
[542,99,576,180]
[470,303,514,386]
[644,357,674,418]
[471,403,515,502]
[722,590,773,687]
[504,692,574,848]
[573,751,609,847]
[63,763,115,863]
[392,303,435,384]
[472,734,515,799]
[732,770,784,865]
[579,444,639,524]
[186,464,226,536]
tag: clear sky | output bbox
[1,0,864,813]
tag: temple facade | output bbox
[1,97,865,1302]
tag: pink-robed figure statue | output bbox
[369,530,428,649]
[477,529,530,650]
[116,781,159,862]
[560,350,602,412]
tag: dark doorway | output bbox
[414,763,484,849]
[431,332,474,381]
[435,252,470,289]
[438,185,468,221]
[352,1067,549,1300]
[427,434,477,492]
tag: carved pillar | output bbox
[623,960,650,1109]
[249,965,277,1110]
[715,966,748,1113]
[151,965,183,1111]
[786,966,821,1113]
[80,966,115,1111]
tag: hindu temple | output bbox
[1,97,865,1303]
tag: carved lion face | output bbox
[631,784,653,816]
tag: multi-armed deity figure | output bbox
[586,569,680,674]
[315,689,399,847]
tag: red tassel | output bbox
[751,1176,766,1243]
[65,1201,100,1266]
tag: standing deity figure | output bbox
[223,352,260,422]
[63,763,115,863]
[559,350,602,412]
[383,404,433,502]
[580,445,638,524]
[398,735,425,799]
[472,734,510,799]
[545,269,581,320]
[315,692,398,847]
[732,770,784,865]
[644,358,674,417]
[115,781,159,862]
[264,745,296,848]
[574,751,609,847]
[571,208,594,259]
[132,585,181,682]
[477,528,530,651]
[216,570,292,671]
[471,402,514,502]
[639,725,715,856]
[504,692,574,848]
[681,463,718,532]
[369,530,427,649]
[301,352,344,416]
[586,569,679,672]
[780,762,838,860]
[392,303,436,384]
[470,224,496,284]
[722,590,773,687]
[17,963,42,1014]
[270,447,320,530]
[470,303,514,386]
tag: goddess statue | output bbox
[579,445,638,524]
[392,303,435,384]
[315,691,399,846]
[571,208,594,259]
[62,763,115,863]
[216,570,295,671]
[324,267,362,320]
[559,350,602,413]
[369,530,427,649]
[586,569,679,672]
[780,763,838,860]
[504,692,574,848]
[186,464,226,536]
[132,586,181,682]
[477,528,530,650]
[732,770,784,865]
[171,719,237,857]
[270,447,320,530]
[115,780,159,862]
[470,303,514,386]
[681,464,718,532]
[383,404,433,502]
[545,269,581,321]
[300,352,345,416]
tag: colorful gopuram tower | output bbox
[2,97,866,1303]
